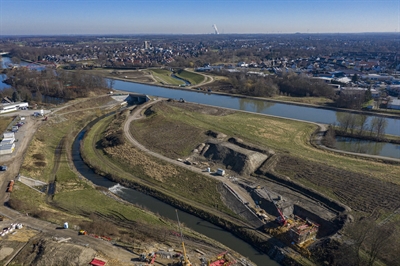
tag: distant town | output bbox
[1,33,399,111]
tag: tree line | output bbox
[335,113,388,139]
[2,67,108,102]
[216,70,336,99]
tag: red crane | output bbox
[266,192,287,226]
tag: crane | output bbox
[212,24,219,35]
[266,192,287,226]
[176,210,191,266]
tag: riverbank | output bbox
[98,68,400,120]
[80,107,313,266]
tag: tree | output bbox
[336,112,354,133]
[375,117,388,139]
[352,73,359,83]
[337,217,399,266]
[12,91,19,102]
[364,87,373,102]
[355,114,368,136]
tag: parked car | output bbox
[1,165,8,171]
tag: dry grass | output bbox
[7,228,39,242]
[0,116,15,133]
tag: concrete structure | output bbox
[127,93,150,104]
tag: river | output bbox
[72,130,279,266]
[1,56,400,158]
[334,136,400,158]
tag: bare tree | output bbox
[375,117,388,139]
[356,114,368,136]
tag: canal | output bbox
[72,130,279,266]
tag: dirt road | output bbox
[123,99,260,216]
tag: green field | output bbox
[82,114,237,216]
[175,69,205,85]
[131,102,400,185]
[150,69,185,86]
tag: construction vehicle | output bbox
[266,192,287,226]
[176,210,191,266]
[79,230,87,235]
[208,251,236,266]
[139,252,156,264]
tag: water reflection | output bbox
[335,137,400,159]
[239,97,275,113]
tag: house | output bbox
[387,97,400,110]
[1,97,13,104]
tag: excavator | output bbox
[176,210,191,266]
[208,251,235,266]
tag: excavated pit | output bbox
[201,140,269,176]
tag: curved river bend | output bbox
[72,131,279,266]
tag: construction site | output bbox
[129,100,356,258]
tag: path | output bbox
[123,99,260,217]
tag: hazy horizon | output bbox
[1,0,399,35]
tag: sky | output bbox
[0,0,399,35]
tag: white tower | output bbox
[212,24,219,35]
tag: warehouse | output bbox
[0,102,29,114]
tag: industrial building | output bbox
[0,102,29,114]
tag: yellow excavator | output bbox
[176,210,191,266]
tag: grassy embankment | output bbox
[129,102,400,222]
[175,69,205,85]
[81,112,236,217]
[12,97,170,236]
[81,109,314,265]
[149,69,184,86]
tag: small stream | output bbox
[72,129,279,266]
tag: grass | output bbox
[53,189,165,226]
[132,102,400,185]
[176,69,205,85]
[0,116,15,133]
[81,114,237,217]
[14,97,168,229]
[271,95,334,105]
[150,69,184,86]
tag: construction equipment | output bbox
[175,210,191,266]
[79,230,87,235]
[266,192,287,226]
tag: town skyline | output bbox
[0,0,399,35]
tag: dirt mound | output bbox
[202,141,268,175]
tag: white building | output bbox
[388,97,400,110]
[0,102,29,114]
